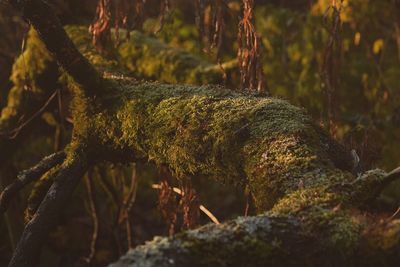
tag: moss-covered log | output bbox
[109,212,400,267]
[2,1,400,266]
[69,79,354,210]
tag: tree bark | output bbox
[108,212,400,267]
[8,155,87,267]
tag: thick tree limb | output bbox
[8,155,87,267]
[108,213,400,267]
[0,151,66,214]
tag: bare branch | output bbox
[0,151,66,214]
[83,169,99,264]
[8,156,87,267]
[1,89,59,139]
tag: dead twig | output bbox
[83,169,99,264]
[1,89,59,139]
[388,206,400,221]
[122,164,139,249]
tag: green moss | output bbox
[118,212,362,266]
[127,215,306,267]
[270,187,342,214]
[270,190,361,258]
[62,77,356,211]
[300,208,361,255]
[349,169,387,205]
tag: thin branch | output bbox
[123,164,139,249]
[83,169,99,264]
[8,156,87,267]
[388,206,400,221]
[122,164,139,216]
[0,89,59,139]
[0,151,66,214]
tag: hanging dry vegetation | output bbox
[321,0,343,136]
[237,0,266,93]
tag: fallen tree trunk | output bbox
[1,0,400,266]
[108,210,400,267]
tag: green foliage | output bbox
[255,0,400,169]
[0,28,58,130]
[117,30,224,85]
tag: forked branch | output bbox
[0,151,66,214]
[8,156,87,267]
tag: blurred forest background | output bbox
[0,0,399,266]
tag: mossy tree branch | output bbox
[2,0,400,266]
[108,213,400,267]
